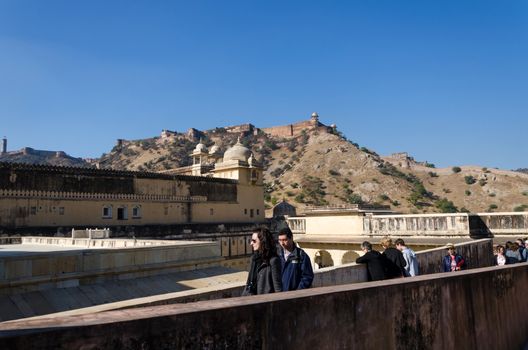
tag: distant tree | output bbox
[513,205,528,212]
[435,198,458,213]
[452,166,462,173]
[428,172,438,178]
[465,190,471,196]
[424,162,435,168]
[378,194,390,201]
[464,175,476,185]
[346,194,364,205]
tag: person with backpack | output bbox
[277,227,314,291]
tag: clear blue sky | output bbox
[1,1,527,169]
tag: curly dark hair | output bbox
[254,228,277,261]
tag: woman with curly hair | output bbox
[242,228,282,295]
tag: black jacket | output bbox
[383,247,406,278]
[244,254,282,295]
[356,250,386,281]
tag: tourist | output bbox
[505,241,521,263]
[277,227,314,291]
[380,236,406,278]
[356,241,387,281]
[242,228,282,295]
[516,238,527,262]
[395,238,419,276]
[442,243,466,272]
[494,245,509,266]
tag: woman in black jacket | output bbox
[243,228,282,295]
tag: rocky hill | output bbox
[96,119,528,215]
[0,147,91,168]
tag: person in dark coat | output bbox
[242,228,282,295]
[381,236,407,278]
[277,227,314,291]
[356,241,387,281]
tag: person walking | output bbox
[277,227,314,291]
[395,238,419,277]
[242,228,282,295]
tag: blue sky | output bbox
[0,1,527,169]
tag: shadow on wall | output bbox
[469,215,492,237]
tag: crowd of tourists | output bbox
[242,227,526,296]
[493,238,528,265]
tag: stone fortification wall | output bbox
[1,255,525,349]
[261,124,294,137]
[261,119,321,138]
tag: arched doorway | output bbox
[314,250,334,269]
[341,250,359,265]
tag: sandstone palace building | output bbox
[0,139,264,232]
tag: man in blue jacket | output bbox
[277,227,314,291]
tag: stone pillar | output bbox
[1,137,6,154]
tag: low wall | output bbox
[25,239,493,319]
[1,262,526,349]
[362,213,472,237]
[0,239,221,295]
[312,238,493,286]
[471,212,528,237]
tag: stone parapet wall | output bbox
[363,213,471,237]
[0,240,221,295]
[23,239,492,319]
[1,260,526,349]
[470,212,528,237]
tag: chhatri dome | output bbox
[193,139,208,153]
[223,138,251,162]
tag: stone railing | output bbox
[0,189,207,203]
[304,204,391,213]
[0,236,22,245]
[71,228,111,239]
[362,213,472,237]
